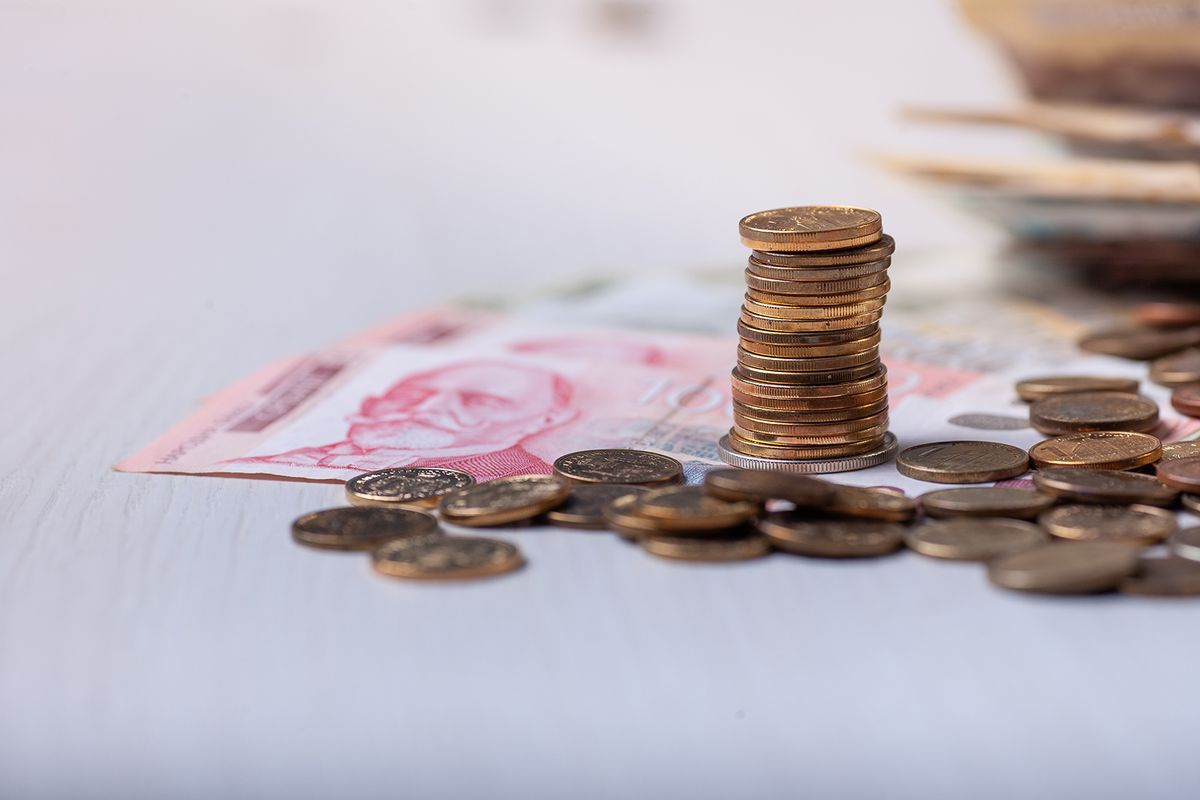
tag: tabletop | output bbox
[4,3,1198,799]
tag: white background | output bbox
[6,2,1190,799]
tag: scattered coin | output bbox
[1014,375,1140,403]
[1160,439,1200,462]
[1170,385,1200,418]
[291,507,440,551]
[371,535,523,580]
[1150,349,1200,388]
[545,484,648,529]
[1118,557,1200,596]
[896,440,1029,484]
[918,487,1055,519]
[1078,326,1200,360]
[603,494,663,541]
[552,449,683,485]
[703,468,835,506]
[1183,494,1200,514]
[1039,503,1177,545]
[1028,392,1159,435]
[1028,431,1163,470]
[438,475,570,526]
[640,533,771,562]
[947,413,1030,430]
[739,206,882,252]
[1032,466,1178,506]
[344,467,475,508]
[1156,456,1200,493]
[1133,301,1200,328]
[634,486,758,532]
[906,518,1048,561]
[826,483,917,522]
[1169,526,1200,562]
[757,512,905,557]
[987,541,1140,594]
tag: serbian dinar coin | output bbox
[1032,466,1178,506]
[825,484,917,522]
[1162,439,1200,462]
[438,474,570,526]
[553,449,683,485]
[757,512,905,557]
[634,486,757,532]
[371,535,523,580]
[703,468,835,506]
[1119,557,1200,597]
[918,487,1055,520]
[905,518,1048,561]
[345,467,475,507]
[896,440,1029,484]
[1014,375,1139,403]
[292,507,440,551]
[545,484,648,529]
[1028,431,1162,470]
[987,542,1139,594]
[1039,504,1177,545]
[1028,391,1158,435]
[1150,348,1200,388]
[1155,456,1200,493]
[640,533,771,562]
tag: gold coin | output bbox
[728,431,886,460]
[742,295,886,321]
[739,206,882,252]
[732,397,890,424]
[758,512,904,557]
[545,484,649,529]
[745,280,890,306]
[344,467,475,508]
[1039,503,1177,545]
[749,234,895,267]
[552,448,683,485]
[740,308,883,333]
[1032,466,1177,506]
[292,507,441,551]
[906,518,1048,561]
[1160,439,1200,462]
[736,346,879,372]
[731,367,887,399]
[640,533,771,562]
[1119,557,1200,597]
[1014,375,1140,403]
[738,330,881,358]
[603,494,665,541]
[896,440,1029,484]
[1028,431,1162,470]
[918,487,1055,520]
[438,474,570,526]
[987,542,1139,593]
[825,484,917,522]
[733,407,889,436]
[736,319,878,345]
[731,385,890,412]
[703,467,835,506]
[1150,348,1200,387]
[633,486,757,532]
[744,269,889,296]
[1028,392,1158,435]
[371,535,523,580]
[731,421,889,448]
[735,361,882,386]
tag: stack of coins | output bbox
[719,205,898,473]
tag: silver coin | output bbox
[717,431,898,474]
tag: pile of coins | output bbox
[720,205,897,474]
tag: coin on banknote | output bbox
[640,533,771,562]
[1078,326,1200,360]
[1014,375,1139,402]
[739,206,882,252]
[906,518,1048,561]
[371,535,523,580]
[1155,456,1200,492]
[758,512,905,557]
[717,432,899,475]
[1028,392,1158,435]
[1150,349,1200,388]
[545,484,649,529]
[703,468,835,506]
[1039,503,1177,545]
[1032,466,1177,505]
[634,486,758,532]
[896,440,1029,483]
[1028,431,1162,470]
[918,487,1055,519]
[291,506,441,551]
[1134,301,1200,328]
[1160,439,1200,461]
[1170,385,1200,417]
[345,467,475,508]
[552,449,682,486]
[987,542,1139,594]
[1119,556,1200,596]
[438,474,570,526]
[749,234,895,267]
[1169,526,1200,562]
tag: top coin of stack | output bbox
[720,205,897,473]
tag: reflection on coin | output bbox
[918,487,1055,519]
[1156,456,1200,493]
[438,475,570,526]
[987,542,1139,593]
[1161,439,1200,462]
[906,518,1048,561]
[896,441,1029,484]
[1170,385,1200,417]
[1119,557,1200,596]
[545,484,648,529]
[552,449,682,485]
[757,512,905,557]
[826,483,917,522]
[703,468,834,506]
[1150,349,1200,388]
[1169,526,1200,562]
[641,533,771,562]
[1078,326,1200,360]
[1039,503,1177,545]
[371,535,523,580]
[1032,467,1178,506]
[291,507,440,551]
[1028,392,1158,435]
[1028,431,1162,470]
[1014,375,1139,403]
[345,467,475,508]
[635,486,757,531]
[739,206,882,252]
